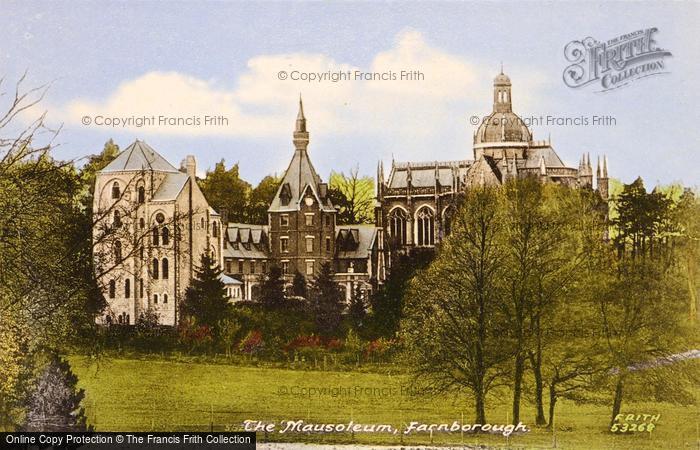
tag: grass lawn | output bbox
[69,356,697,449]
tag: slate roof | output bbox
[101,140,179,173]
[224,223,269,259]
[388,161,472,189]
[219,273,243,285]
[151,172,189,201]
[335,225,378,259]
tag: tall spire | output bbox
[603,155,608,178]
[293,95,309,152]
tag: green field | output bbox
[69,356,697,449]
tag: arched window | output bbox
[113,210,121,227]
[162,258,169,279]
[114,240,122,261]
[416,206,435,246]
[137,186,145,204]
[139,278,143,298]
[163,294,168,304]
[153,294,158,304]
[125,279,130,298]
[108,280,115,298]
[111,181,120,199]
[139,218,145,229]
[389,208,407,246]
[152,227,159,246]
[152,258,159,279]
[213,222,218,238]
[162,227,169,245]
[443,206,456,237]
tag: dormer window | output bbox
[280,183,292,206]
[280,215,289,227]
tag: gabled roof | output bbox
[101,140,179,173]
[388,161,472,189]
[268,99,335,213]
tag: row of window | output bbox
[111,181,146,204]
[227,259,267,275]
[107,278,169,305]
[279,236,332,253]
[279,214,333,228]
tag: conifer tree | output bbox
[291,272,307,298]
[180,253,229,336]
[23,354,89,432]
[348,284,367,333]
[260,265,286,309]
[310,262,344,337]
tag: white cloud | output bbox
[52,30,507,141]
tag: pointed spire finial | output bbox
[603,155,608,178]
[500,61,503,74]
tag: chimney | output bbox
[182,155,197,178]
[318,183,328,199]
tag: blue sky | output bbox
[2,1,698,187]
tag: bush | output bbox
[239,330,264,355]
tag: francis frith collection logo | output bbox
[563,27,672,92]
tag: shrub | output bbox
[239,330,264,355]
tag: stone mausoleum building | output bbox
[93,70,609,325]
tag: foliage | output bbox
[369,248,433,339]
[348,284,367,333]
[239,330,264,355]
[179,253,230,338]
[328,166,374,224]
[247,175,281,224]
[177,320,214,353]
[198,160,252,223]
[23,354,89,432]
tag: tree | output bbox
[402,185,510,424]
[198,160,252,223]
[247,175,281,224]
[368,249,433,338]
[310,262,344,337]
[78,139,119,211]
[260,265,286,309]
[599,178,694,424]
[348,284,367,333]
[291,272,307,298]
[328,166,374,224]
[180,253,230,337]
[23,354,89,432]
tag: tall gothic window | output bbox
[111,181,120,199]
[443,206,456,238]
[113,210,121,227]
[137,186,145,204]
[108,280,115,298]
[114,240,122,261]
[389,208,407,246]
[125,279,130,298]
[162,258,169,279]
[212,222,218,238]
[416,206,435,246]
[162,227,169,245]
[152,258,159,279]
[152,227,159,246]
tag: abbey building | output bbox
[93,71,609,325]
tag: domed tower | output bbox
[474,71,532,160]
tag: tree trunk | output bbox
[529,350,547,426]
[610,376,624,426]
[547,381,557,428]
[474,388,486,424]
[512,353,525,424]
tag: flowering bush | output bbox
[178,321,213,352]
[239,330,264,355]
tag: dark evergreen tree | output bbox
[291,272,307,298]
[23,354,89,432]
[180,253,230,336]
[310,262,344,337]
[348,284,367,333]
[260,265,286,309]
